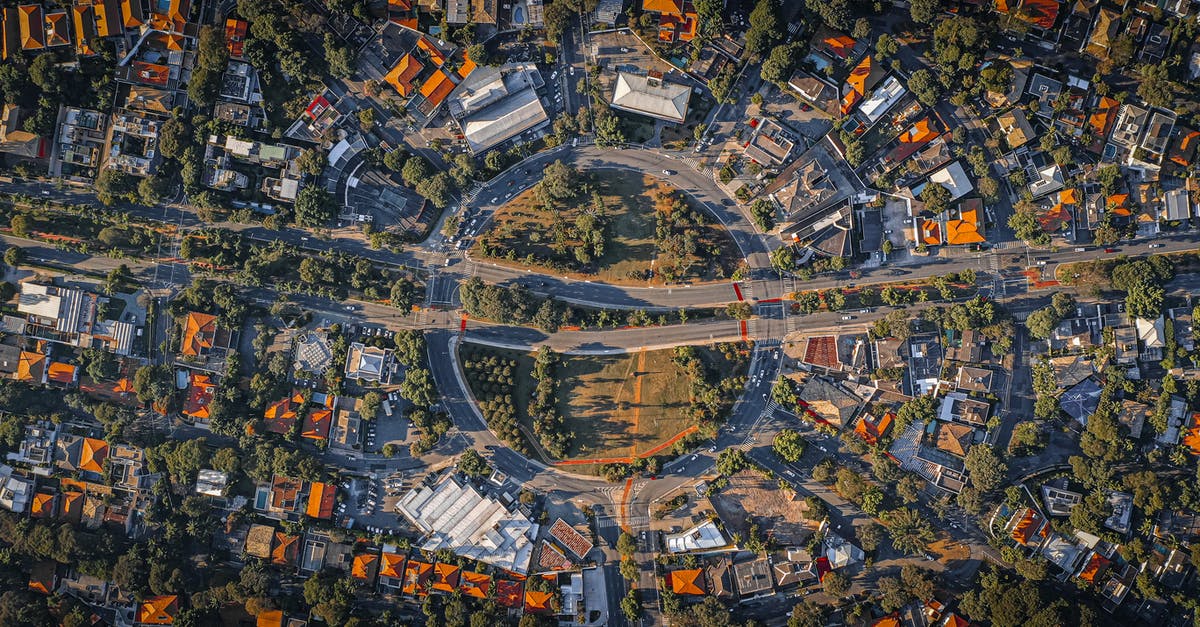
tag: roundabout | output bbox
[422,144,791,530]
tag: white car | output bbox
[662,169,673,175]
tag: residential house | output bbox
[796,376,861,429]
[263,392,305,435]
[997,107,1034,151]
[732,556,773,597]
[610,71,691,124]
[668,568,706,596]
[938,392,990,427]
[955,366,995,394]
[0,104,47,159]
[345,343,394,383]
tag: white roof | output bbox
[17,283,62,320]
[195,469,229,497]
[462,87,548,154]
[395,473,537,573]
[665,519,728,553]
[927,161,974,200]
[1136,316,1165,348]
[611,72,691,123]
[858,76,906,123]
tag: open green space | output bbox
[460,341,751,468]
[473,169,742,286]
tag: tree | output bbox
[716,448,750,476]
[963,445,1006,492]
[908,69,942,107]
[104,264,134,294]
[822,570,850,596]
[875,34,899,60]
[882,508,936,555]
[95,169,134,206]
[772,429,805,462]
[760,43,801,84]
[458,449,490,477]
[391,276,420,309]
[1008,200,1050,245]
[28,54,61,93]
[295,148,326,176]
[805,0,851,30]
[383,150,406,172]
[401,156,430,188]
[293,186,335,227]
[1126,280,1165,319]
[138,175,170,205]
[323,34,356,78]
[770,245,796,273]
[1136,62,1174,108]
[858,521,884,552]
[620,589,641,622]
[744,0,783,57]
[158,119,187,160]
[466,43,489,65]
[416,173,453,208]
[920,182,952,215]
[901,565,935,601]
[932,17,984,76]
[787,601,826,627]
[619,556,639,581]
[910,0,941,25]
[749,199,776,231]
[4,247,26,267]
[852,17,872,39]
[726,301,752,320]
[617,531,637,557]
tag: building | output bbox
[997,107,1034,150]
[665,519,729,553]
[107,109,164,176]
[797,376,861,429]
[733,556,773,597]
[0,104,47,159]
[610,71,691,124]
[641,0,698,42]
[135,595,179,625]
[667,568,706,596]
[454,66,549,154]
[548,518,594,559]
[395,473,537,573]
[743,118,796,167]
[345,342,393,383]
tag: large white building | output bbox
[610,71,691,123]
[395,473,537,573]
[453,66,549,154]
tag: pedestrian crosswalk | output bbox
[597,515,650,530]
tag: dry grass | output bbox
[474,171,740,286]
[556,348,695,460]
[711,470,820,546]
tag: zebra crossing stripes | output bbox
[597,516,650,530]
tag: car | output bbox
[550,71,557,80]
[1036,260,1047,266]
[709,446,717,452]
[883,229,892,234]
[859,308,870,314]
[1105,248,1117,253]
[662,169,674,175]
[1074,247,1086,252]
[841,315,853,320]
[1149,243,1163,248]
[345,305,354,311]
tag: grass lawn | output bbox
[475,170,741,286]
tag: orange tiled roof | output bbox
[150,0,189,32]
[524,589,553,612]
[901,118,939,144]
[1182,413,1200,455]
[59,491,83,521]
[1088,96,1118,138]
[416,37,445,64]
[642,0,685,13]
[72,5,99,55]
[1038,203,1071,232]
[458,56,477,79]
[854,412,894,446]
[28,561,54,594]
[1011,508,1042,545]
[1079,552,1110,583]
[1107,193,1129,216]
[385,53,424,97]
[1060,188,1078,204]
[302,409,332,440]
[1017,0,1059,29]
[460,571,491,598]
[225,18,247,57]
[264,392,304,433]
[305,481,336,519]
[841,55,872,114]
[113,377,135,394]
[79,437,109,474]
[433,562,461,592]
[946,208,986,245]
[380,552,406,578]
[920,219,942,246]
[181,312,217,356]
[402,560,433,595]
[669,568,705,595]
[47,362,77,385]
[16,351,46,382]
[271,532,299,566]
[256,610,284,627]
[351,553,379,580]
[31,492,54,518]
[18,4,44,50]
[823,35,857,59]
[136,595,179,625]
[45,11,70,47]
[182,374,215,420]
[420,69,455,106]
[495,579,524,607]
[121,0,144,28]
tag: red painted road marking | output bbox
[459,315,468,332]
[739,320,748,341]
[732,282,744,301]
[759,297,781,304]
[638,426,700,458]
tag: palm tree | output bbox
[883,508,936,556]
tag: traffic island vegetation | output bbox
[459,342,751,469]
[1,195,169,257]
[472,163,742,285]
[458,276,728,333]
[180,229,422,306]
